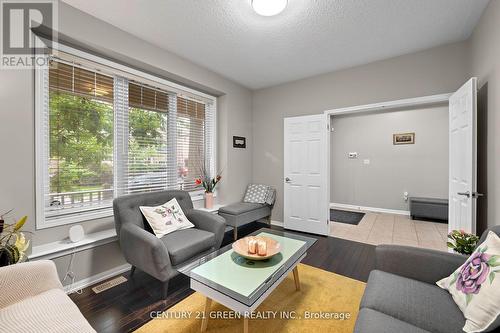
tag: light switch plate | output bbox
[348,152,358,159]
[363,159,370,165]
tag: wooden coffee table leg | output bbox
[293,266,301,291]
[244,317,249,333]
[201,297,212,332]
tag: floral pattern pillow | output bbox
[437,231,500,333]
[140,198,194,238]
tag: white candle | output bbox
[248,238,258,254]
[257,239,267,256]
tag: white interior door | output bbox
[284,115,329,236]
[449,78,478,235]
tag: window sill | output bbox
[38,208,114,230]
[36,191,213,230]
[28,228,117,261]
[190,190,217,202]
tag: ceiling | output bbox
[62,0,490,90]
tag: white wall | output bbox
[330,106,449,211]
[252,42,470,222]
[0,3,253,284]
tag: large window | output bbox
[47,62,115,217]
[177,96,210,192]
[125,82,171,194]
[36,49,216,228]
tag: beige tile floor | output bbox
[330,211,449,252]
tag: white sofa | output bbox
[0,260,95,333]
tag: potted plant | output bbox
[0,210,31,267]
[195,167,222,209]
[447,229,480,255]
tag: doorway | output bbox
[324,79,478,250]
[283,79,478,244]
[328,103,449,250]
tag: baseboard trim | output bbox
[65,263,131,294]
[270,220,284,227]
[330,202,410,216]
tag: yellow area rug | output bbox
[136,264,365,333]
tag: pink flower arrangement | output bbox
[195,163,222,193]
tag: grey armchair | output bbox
[113,190,226,298]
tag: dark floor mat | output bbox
[330,209,365,225]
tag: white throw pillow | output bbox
[139,198,194,238]
[437,231,500,333]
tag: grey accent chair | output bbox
[354,225,500,333]
[113,190,226,298]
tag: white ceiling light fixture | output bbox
[252,0,288,16]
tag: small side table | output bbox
[196,204,224,214]
[196,204,234,234]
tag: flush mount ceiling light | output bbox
[252,0,288,16]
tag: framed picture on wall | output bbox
[233,136,246,148]
[393,132,415,145]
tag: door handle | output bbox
[472,192,484,199]
[285,177,292,183]
[457,191,471,198]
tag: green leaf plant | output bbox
[447,230,479,255]
[0,210,30,267]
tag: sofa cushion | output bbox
[0,289,95,333]
[219,202,267,215]
[361,270,465,333]
[161,228,215,265]
[219,203,272,228]
[354,308,431,333]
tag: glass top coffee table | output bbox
[177,228,317,333]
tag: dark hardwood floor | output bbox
[70,223,376,333]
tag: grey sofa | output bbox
[354,225,500,333]
[113,190,226,298]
